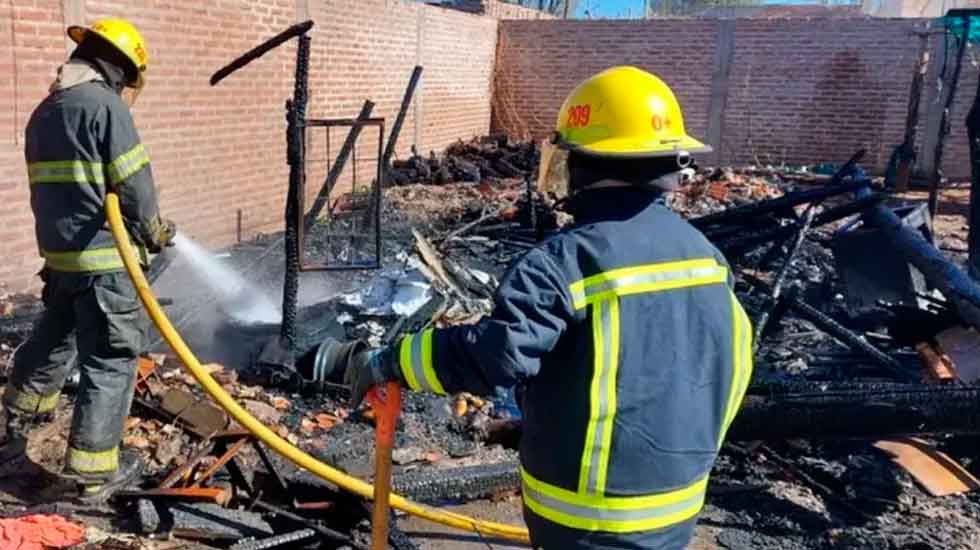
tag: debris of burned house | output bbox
[389,135,539,185]
[6,139,980,550]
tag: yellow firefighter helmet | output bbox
[554,66,709,158]
[68,18,148,89]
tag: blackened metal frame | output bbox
[299,117,385,271]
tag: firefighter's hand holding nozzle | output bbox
[145,217,177,254]
[343,348,402,410]
[161,218,177,247]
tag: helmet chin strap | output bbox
[574,151,695,193]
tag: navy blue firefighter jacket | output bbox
[390,187,754,547]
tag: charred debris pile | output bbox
[388,135,538,186]
[4,145,980,549]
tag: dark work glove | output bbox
[343,347,402,410]
[158,218,177,248]
[146,217,177,253]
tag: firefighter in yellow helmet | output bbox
[341,66,753,549]
[1,18,176,502]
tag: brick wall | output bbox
[721,17,923,170]
[493,17,971,180]
[0,0,539,292]
[494,19,718,146]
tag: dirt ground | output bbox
[897,185,971,257]
[399,499,723,549]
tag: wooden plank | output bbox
[118,487,231,506]
[915,342,958,383]
[159,442,216,489]
[874,437,980,497]
[191,437,250,488]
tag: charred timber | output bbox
[362,66,423,227]
[280,34,311,357]
[210,21,314,86]
[785,290,915,381]
[713,195,883,255]
[483,384,980,443]
[858,186,980,328]
[729,385,980,440]
[752,206,817,350]
[392,461,520,504]
[692,150,866,231]
[691,180,866,230]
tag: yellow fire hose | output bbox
[105,194,530,543]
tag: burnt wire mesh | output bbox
[300,118,384,270]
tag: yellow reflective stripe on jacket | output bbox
[578,296,620,496]
[571,257,730,505]
[721,291,754,444]
[569,258,728,310]
[107,144,150,185]
[3,387,60,414]
[522,467,708,533]
[67,446,119,474]
[28,160,105,185]
[398,329,447,395]
[42,248,125,272]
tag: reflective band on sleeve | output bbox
[522,467,707,533]
[42,248,126,273]
[720,292,754,443]
[107,144,150,185]
[398,329,446,395]
[67,446,119,474]
[578,297,620,496]
[3,387,60,414]
[28,160,105,185]
[569,258,728,310]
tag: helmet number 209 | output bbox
[567,104,591,127]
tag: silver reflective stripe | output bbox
[42,248,125,272]
[582,297,618,495]
[67,445,119,474]
[405,331,441,393]
[571,263,726,308]
[735,296,751,403]
[28,161,105,185]
[107,144,150,184]
[523,477,706,524]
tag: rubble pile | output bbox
[389,135,537,186]
[0,294,41,368]
[669,166,784,217]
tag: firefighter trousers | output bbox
[3,270,145,480]
[524,507,696,550]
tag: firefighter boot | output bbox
[74,450,144,504]
[0,413,28,463]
